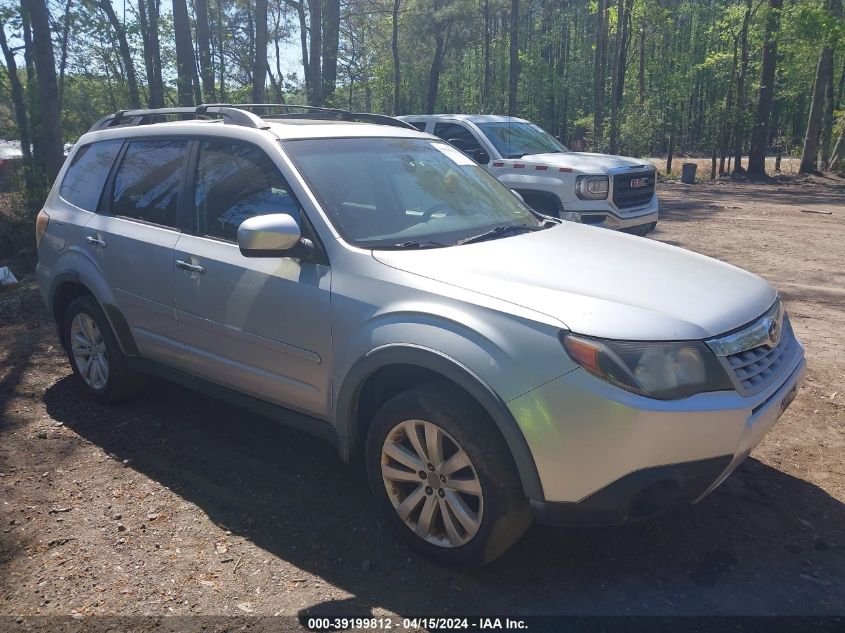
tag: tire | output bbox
[365,381,532,568]
[63,295,146,403]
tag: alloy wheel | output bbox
[70,313,109,390]
[381,419,483,548]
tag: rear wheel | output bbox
[365,382,532,568]
[64,295,146,402]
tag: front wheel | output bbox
[365,382,532,568]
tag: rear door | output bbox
[172,137,332,417]
[84,137,188,365]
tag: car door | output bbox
[432,122,490,168]
[83,137,188,366]
[173,137,332,418]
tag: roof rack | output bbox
[88,103,416,133]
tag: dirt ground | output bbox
[0,179,843,622]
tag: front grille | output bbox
[722,316,797,396]
[612,171,655,210]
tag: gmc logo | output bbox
[630,177,650,188]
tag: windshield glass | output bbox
[282,137,543,249]
[477,122,569,158]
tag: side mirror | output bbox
[511,190,525,203]
[237,213,301,257]
[474,149,490,165]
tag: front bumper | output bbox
[509,346,806,527]
[567,195,659,231]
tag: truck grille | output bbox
[721,316,798,396]
[612,171,656,210]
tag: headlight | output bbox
[575,175,609,200]
[560,333,733,400]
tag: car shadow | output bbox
[43,375,845,616]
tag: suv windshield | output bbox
[476,122,569,158]
[282,137,544,249]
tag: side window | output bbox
[432,123,483,155]
[194,139,302,242]
[59,140,122,211]
[406,120,428,132]
[111,139,188,227]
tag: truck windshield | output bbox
[282,137,544,249]
[476,122,569,158]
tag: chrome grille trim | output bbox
[706,299,799,397]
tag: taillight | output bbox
[35,210,50,246]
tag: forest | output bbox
[0,0,844,210]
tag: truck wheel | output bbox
[63,295,146,403]
[365,382,532,568]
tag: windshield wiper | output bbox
[392,239,444,249]
[457,224,538,246]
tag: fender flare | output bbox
[335,344,545,501]
[48,271,139,356]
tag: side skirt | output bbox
[126,357,338,446]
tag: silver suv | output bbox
[36,105,806,567]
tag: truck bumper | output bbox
[509,347,806,527]
[578,197,659,233]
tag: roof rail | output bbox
[203,103,418,130]
[88,105,270,132]
[88,103,416,133]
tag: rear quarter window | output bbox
[59,139,123,211]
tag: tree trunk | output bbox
[609,0,632,154]
[507,0,519,116]
[426,29,446,114]
[637,26,644,103]
[392,0,401,114]
[800,47,834,172]
[830,114,845,170]
[252,0,268,102]
[172,0,196,106]
[321,0,339,105]
[482,0,490,111]
[216,0,226,101]
[593,0,607,147]
[799,0,842,172]
[22,0,63,181]
[748,0,783,176]
[306,0,322,105]
[97,0,140,108]
[195,0,215,102]
[293,0,309,99]
[138,0,164,107]
[718,41,738,176]
[0,23,35,194]
[57,0,73,111]
[819,56,835,170]
[731,0,752,173]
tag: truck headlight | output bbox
[560,333,733,400]
[575,175,609,200]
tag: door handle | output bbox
[176,259,206,274]
[85,235,106,248]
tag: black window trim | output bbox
[185,134,329,265]
[98,134,192,233]
[58,139,123,213]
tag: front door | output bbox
[173,137,332,418]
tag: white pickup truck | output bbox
[399,114,658,235]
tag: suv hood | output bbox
[373,224,776,341]
[508,152,653,174]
